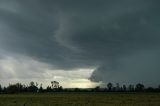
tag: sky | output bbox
[0,0,160,88]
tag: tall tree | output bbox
[122,85,127,92]
[128,85,134,92]
[116,83,120,91]
[94,86,100,92]
[46,86,52,92]
[0,84,2,92]
[158,85,160,89]
[107,82,113,91]
[28,81,38,92]
[39,84,43,92]
[135,83,144,91]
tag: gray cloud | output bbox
[0,0,160,86]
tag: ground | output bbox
[0,92,160,106]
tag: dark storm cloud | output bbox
[0,0,160,85]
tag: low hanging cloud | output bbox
[0,0,160,86]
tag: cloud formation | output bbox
[0,0,160,86]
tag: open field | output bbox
[0,92,160,106]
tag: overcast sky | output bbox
[0,0,160,88]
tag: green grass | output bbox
[0,92,160,106]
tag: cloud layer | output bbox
[0,0,160,86]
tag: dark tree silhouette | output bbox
[74,88,81,92]
[39,84,43,92]
[28,82,38,92]
[94,86,100,92]
[146,87,154,92]
[0,84,2,93]
[107,82,113,91]
[128,84,134,92]
[0,81,159,93]
[135,83,144,91]
[3,87,7,93]
[122,85,127,92]
[116,83,120,91]
[158,85,160,89]
[6,83,23,93]
[15,83,23,92]
[58,86,63,92]
[46,86,52,92]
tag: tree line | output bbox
[0,81,160,94]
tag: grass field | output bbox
[0,92,160,106]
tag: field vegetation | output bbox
[0,92,160,106]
